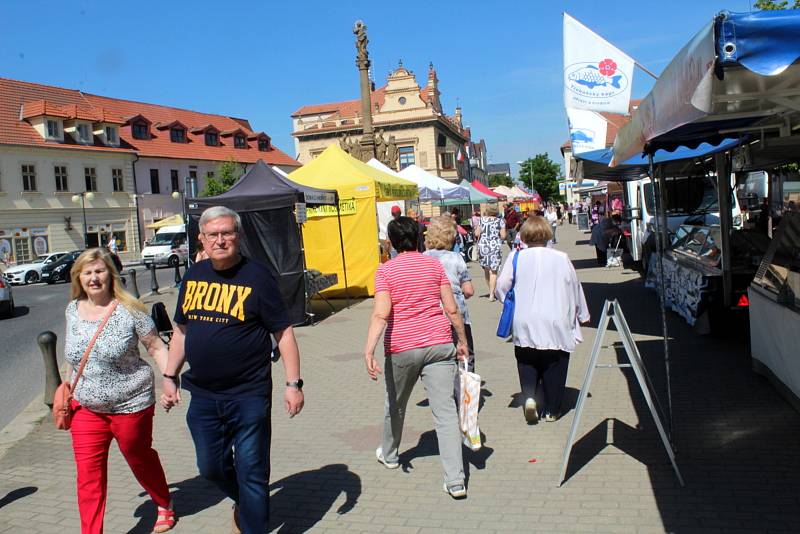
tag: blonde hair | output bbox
[485,204,499,217]
[70,248,147,313]
[425,215,456,250]
[519,216,553,245]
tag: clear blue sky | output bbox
[1,0,758,175]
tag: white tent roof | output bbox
[366,158,402,177]
[510,186,533,199]
[492,185,514,197]
[397,164,470,201]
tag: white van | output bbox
[141,224,188,267]
[624,174,742,263]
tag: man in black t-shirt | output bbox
[161,206,304,533]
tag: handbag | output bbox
[496,251,519,338]
[52,300,118,430]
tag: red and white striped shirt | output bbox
[375,252,453,354]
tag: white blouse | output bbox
[495,247,590,352]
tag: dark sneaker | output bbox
[524,397,538,423]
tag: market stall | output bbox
[289,145,417,296]
[471,180,506,201]
[188,160,342,325]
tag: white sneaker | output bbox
[375,447,399,469]
[524,397,538,423]
[443,482,467,499]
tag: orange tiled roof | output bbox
[0,77,299,166]
[292,86,388,119]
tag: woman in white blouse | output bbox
[495,216,590,423]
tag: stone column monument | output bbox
[353,20,376,162]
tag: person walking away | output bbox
[407,208,427,252]
[65,248,175,533]
[475,204,506,301]
[495,217,590,423]
[545,206,559,244]
[364,216,470,499]
[504,204,520,251]
[555,203,563,226]
[161,206,304,534]
[425,216,476,372]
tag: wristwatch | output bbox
[286,379,304,390]
[163,373,179,384]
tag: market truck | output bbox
[623,173,742,265]
[141,224,188,267]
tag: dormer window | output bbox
[46,119,61,139]
[105,126,118,145]
[170,128,186,143]
[258,137,270,151]
[132,121,149,140]
[205,131,219,146]
[76,123,91,143]
[234,134,247,149]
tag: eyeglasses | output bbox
[202,231,237,242]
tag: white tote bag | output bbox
[455,360,482,451]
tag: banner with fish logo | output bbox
[563,13,634,114]
[566,108,608,154]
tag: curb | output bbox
[0,393,49,461]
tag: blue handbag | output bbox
[496,251,519,338]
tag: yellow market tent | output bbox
[146,213,184,229]
[289,145,417,296]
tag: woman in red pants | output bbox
[65,248,175,533]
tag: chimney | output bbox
[454,106,462,127]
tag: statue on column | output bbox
[374,129,387,163]
[385,136,399,168]
[354,21,370,69]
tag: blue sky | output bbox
[1,0,758,175]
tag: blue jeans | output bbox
[187,392,271,534]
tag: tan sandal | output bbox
[153,507,176,533]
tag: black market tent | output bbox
[187,160,344,326]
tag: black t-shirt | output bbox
[173,256,290,399]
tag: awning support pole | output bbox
[335,193,351,309]
[714,153,734,308]
[648,153,675,446]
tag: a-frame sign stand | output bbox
[558,299,684,487]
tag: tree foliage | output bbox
[519,153,563,202]
[754,0,800,9]
[488,172,514,188]
[200,158,244,197]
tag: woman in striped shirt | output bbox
[364,216,470,499]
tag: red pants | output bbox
[70,401,170,534]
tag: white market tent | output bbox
[510,186,534,199]
[398,164,471,201]
[492,185,515,198]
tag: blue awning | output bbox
[717,10,800,76]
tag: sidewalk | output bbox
[1,223,799,533]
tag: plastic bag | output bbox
[455,360,482,451]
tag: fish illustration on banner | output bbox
[563,13,635,114]
[566,108,608,154]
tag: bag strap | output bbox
[509,250,520,291]
[70,300,119,392]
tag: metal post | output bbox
[127,268,140,299]
[80,194,89,248]
[335,193,351,309]
[173,261,182,287]
[648,154,674,444]
[715,153,733,307]
[149,262,159,295]
[38,331,61,408]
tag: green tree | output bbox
[488,172,514,188]
[519,153,562,202]
[754,0,800,9]
[200,158,244,197]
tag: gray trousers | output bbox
[382,343,465,486]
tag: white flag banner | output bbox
[566,108,608,154]
[564,13,635,114]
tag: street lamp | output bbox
[71,191,95,248]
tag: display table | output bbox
[749,212,800,411]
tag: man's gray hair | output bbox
[199,206,241,232]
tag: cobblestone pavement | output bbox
[1,223,799,533]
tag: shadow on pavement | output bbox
[9,305,30,318]
[269,464,361,533]
[301,298,365,326]
[130,476,225,534]
[0,486,37,509]
[400,430,494,479]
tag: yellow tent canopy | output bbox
[290,145,418,297]
[146,213,184,229]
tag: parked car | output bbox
[141,224,188,268]
[41,250,83,284]
[2,252,69,285]
[0,274,14,318]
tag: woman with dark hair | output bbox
[496,217,590,424]
[364,216,470,499]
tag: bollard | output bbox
[127,268,140,299]
[38,331,61,408]
[149,263,159,295]
[173,261,182,287]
